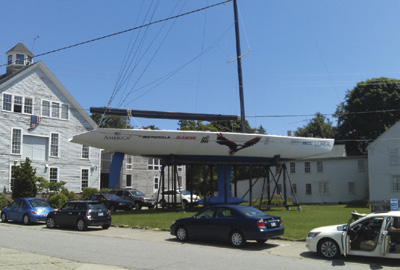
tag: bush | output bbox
[48,192,69,209]
[81,188,99,199]
[0,193,11,209]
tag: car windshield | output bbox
[104,194,120,200]
[88,203,106,210]
[132,190,145,196]
[237,206,270,217]
[28,198,49,207]
[180,190,191,195]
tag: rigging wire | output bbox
[0,0,231,69]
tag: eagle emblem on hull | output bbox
[216,133,261,156]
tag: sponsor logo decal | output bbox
[176,136,196,140]
[216,133,261,156]
[104,135,131,140]
[142,136,171,139]
[314,141,332,147]
[200,136,210,143]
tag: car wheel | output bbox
[102,224,110,230]
[318,238,340,259]
[230,231,245,247]
[176,226,188,241]
[110,205,116,212]
[256,239,267,244]
[76,219,87,231]
[22,214,30,225]
[160,199,166,208]
[135,203,142,210]
[1,212,8,223]
[46,217,56,229]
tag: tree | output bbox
[91,111,133,128]
[294,112,336,138]
[178,120,266,134]
[12,158,38,199]
[334,77,400,155]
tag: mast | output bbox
[233,0,247,133]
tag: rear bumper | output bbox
[244,227,285,240]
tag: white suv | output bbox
[158,189,200,207]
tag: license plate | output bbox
[98,212,104,216]
[270,222,276,227]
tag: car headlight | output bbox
[307,232,321,238]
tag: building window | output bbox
[12,128,22,154]
[126,174,132,187]
[126,155,133,170]
[148,159,160,171]
[42,100,50,117]
[318,181,330,195]
[16,54,24,65]
[10,165,17,191]
[348,182,356,195]
[81,145,89,159]
[317,161,323,173]
[154,177,159,190]
[24,98,33,114]
[358,159,365,172]
[392,176,400,192]
[52,102,60,118]
[81,169,89,189]
[61,104,69,120]
[306,183,312,195]
[305,162,311,173]
[290,163,295,173]
[3,94,12,111]
[14,96,23,113]
[50,168,58,190]
[291,184,297,195]
[7,55,12,65]
[50,133,59,157]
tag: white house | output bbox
[368,121,400,203]
[233,145,369,204]
[0,42,101,193]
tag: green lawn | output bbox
[111,203,370,240]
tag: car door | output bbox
[9,199,22,220]
[210,207,236,240]
[188,207,216,238]
[55,202,76,226]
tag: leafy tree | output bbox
[91,112,133,128]
[0,193,11,209]
[142,125,159,130]
[334,77,400,155]
[12,158,38,199]
[36,177,67,201]
[294,112,336,138]
[178,120,265,134]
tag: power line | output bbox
[0,0,230,68]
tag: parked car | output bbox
[86,193,134,211]
[1,197,53,225]
[110,189,155,210]
[46,201,111,231]
[306,211,400,259]
[170,205,284,247]
[158,189,200,207]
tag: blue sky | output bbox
[1,1,400,136]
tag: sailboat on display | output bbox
[70,1,334,204]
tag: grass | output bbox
[110,203,371,240]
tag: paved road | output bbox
[0,222,399,269]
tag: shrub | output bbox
[81,188,99,199]
[48,192,69,209]
[0,193,11,209]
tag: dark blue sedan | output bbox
[170,205,284,247]
[1,197,53,225]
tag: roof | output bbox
[0,60,97,129]
[367,120,400,151]
[6,42,34,56]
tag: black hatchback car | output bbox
[170,205,284,247]
[46,201,111,231]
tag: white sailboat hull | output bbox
[70,129,334,163]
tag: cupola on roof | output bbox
[6,42,34,75]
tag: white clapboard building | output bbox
[0,42,101,193]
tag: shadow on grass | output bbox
[300,251,400,268]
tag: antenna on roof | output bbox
[31,35,40,52]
